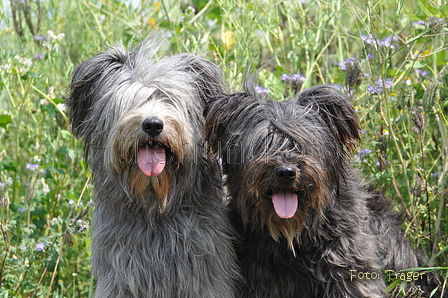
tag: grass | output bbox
[0,0,447,296]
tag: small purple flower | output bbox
[331,84,342,91]
[33,54,44,60]
[416,68,429,77]
[356,148,373,163]
[255,86,270,94]
[291,73,306,82]
[362,35,397,48]
[379,38,392,48]
[376,78,393,89]
[368,78,393,94]
[383,36,398,49]
[35,242,45,252]
[34,34,50,42]
[367,85,378,94]
[361,35,376,45]
[77,219,88,232]
[339,58,357,71]
[18,207,26,213]
[359,148,373,158]
[68,199,75,205]
[26,163,39,171]
[281,74,291,82]
[413,20,429,27]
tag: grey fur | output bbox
[67,34,239,298]
[205,83,446,298]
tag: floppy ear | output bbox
[296,85,361,152]
[205,92,254,154]
[176,54,225,104]
[66,46,128,138]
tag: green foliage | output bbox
[0,0,447,296]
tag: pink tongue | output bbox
[137,145,166,176]
[271,190,298,219]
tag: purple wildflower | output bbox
[331,84,342,91]
[77,219,88,232]
[281,74,291,82]
[413,20,429,27]
[355,148,373,163]
[379,37,394,48]
[367,85,378,94]
[361,35,376,45]
[35,242,45,252]
[26,163,39,171]
[255,86,270,94]
[18,208,26,212]
[376,78,393,89]
[339,58,357,71]
[33,54,44,60]
[361,35,397,49]
[34,35,50,42]
[359,148,373,158]
[368,78,393,94]
[291,73,306,82]
[416,68,429,77]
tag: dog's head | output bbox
[205,83,360,250]
[67,34,224,208]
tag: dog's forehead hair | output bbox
[243,99,325,143]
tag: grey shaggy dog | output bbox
[205,82,447,298]
[66,35,239,298]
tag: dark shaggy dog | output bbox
[66,35,239,298]
[205,83,446,298]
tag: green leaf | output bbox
[0,114,12,129]
[21,71,39,80]
[53,97,64,104]
[0,161,17,172]
[405,60,426,70]
[59,129,72,140]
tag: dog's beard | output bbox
[105,107,194,211]
[240,155,329,254]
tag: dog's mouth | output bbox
[137,142,166,177]
[269,189,298,219]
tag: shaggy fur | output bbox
[205,83,446,298]
[66,35,239,298]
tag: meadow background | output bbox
[0,0,447,296]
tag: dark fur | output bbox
[66,35,239,298]
[205,83,446,298]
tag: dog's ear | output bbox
[205,92,254,153]
[296,85,361,152]
[177,54,225,104]
[67,46,128,138]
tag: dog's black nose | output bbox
[142,117,164,137]
[275,166,296,182]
